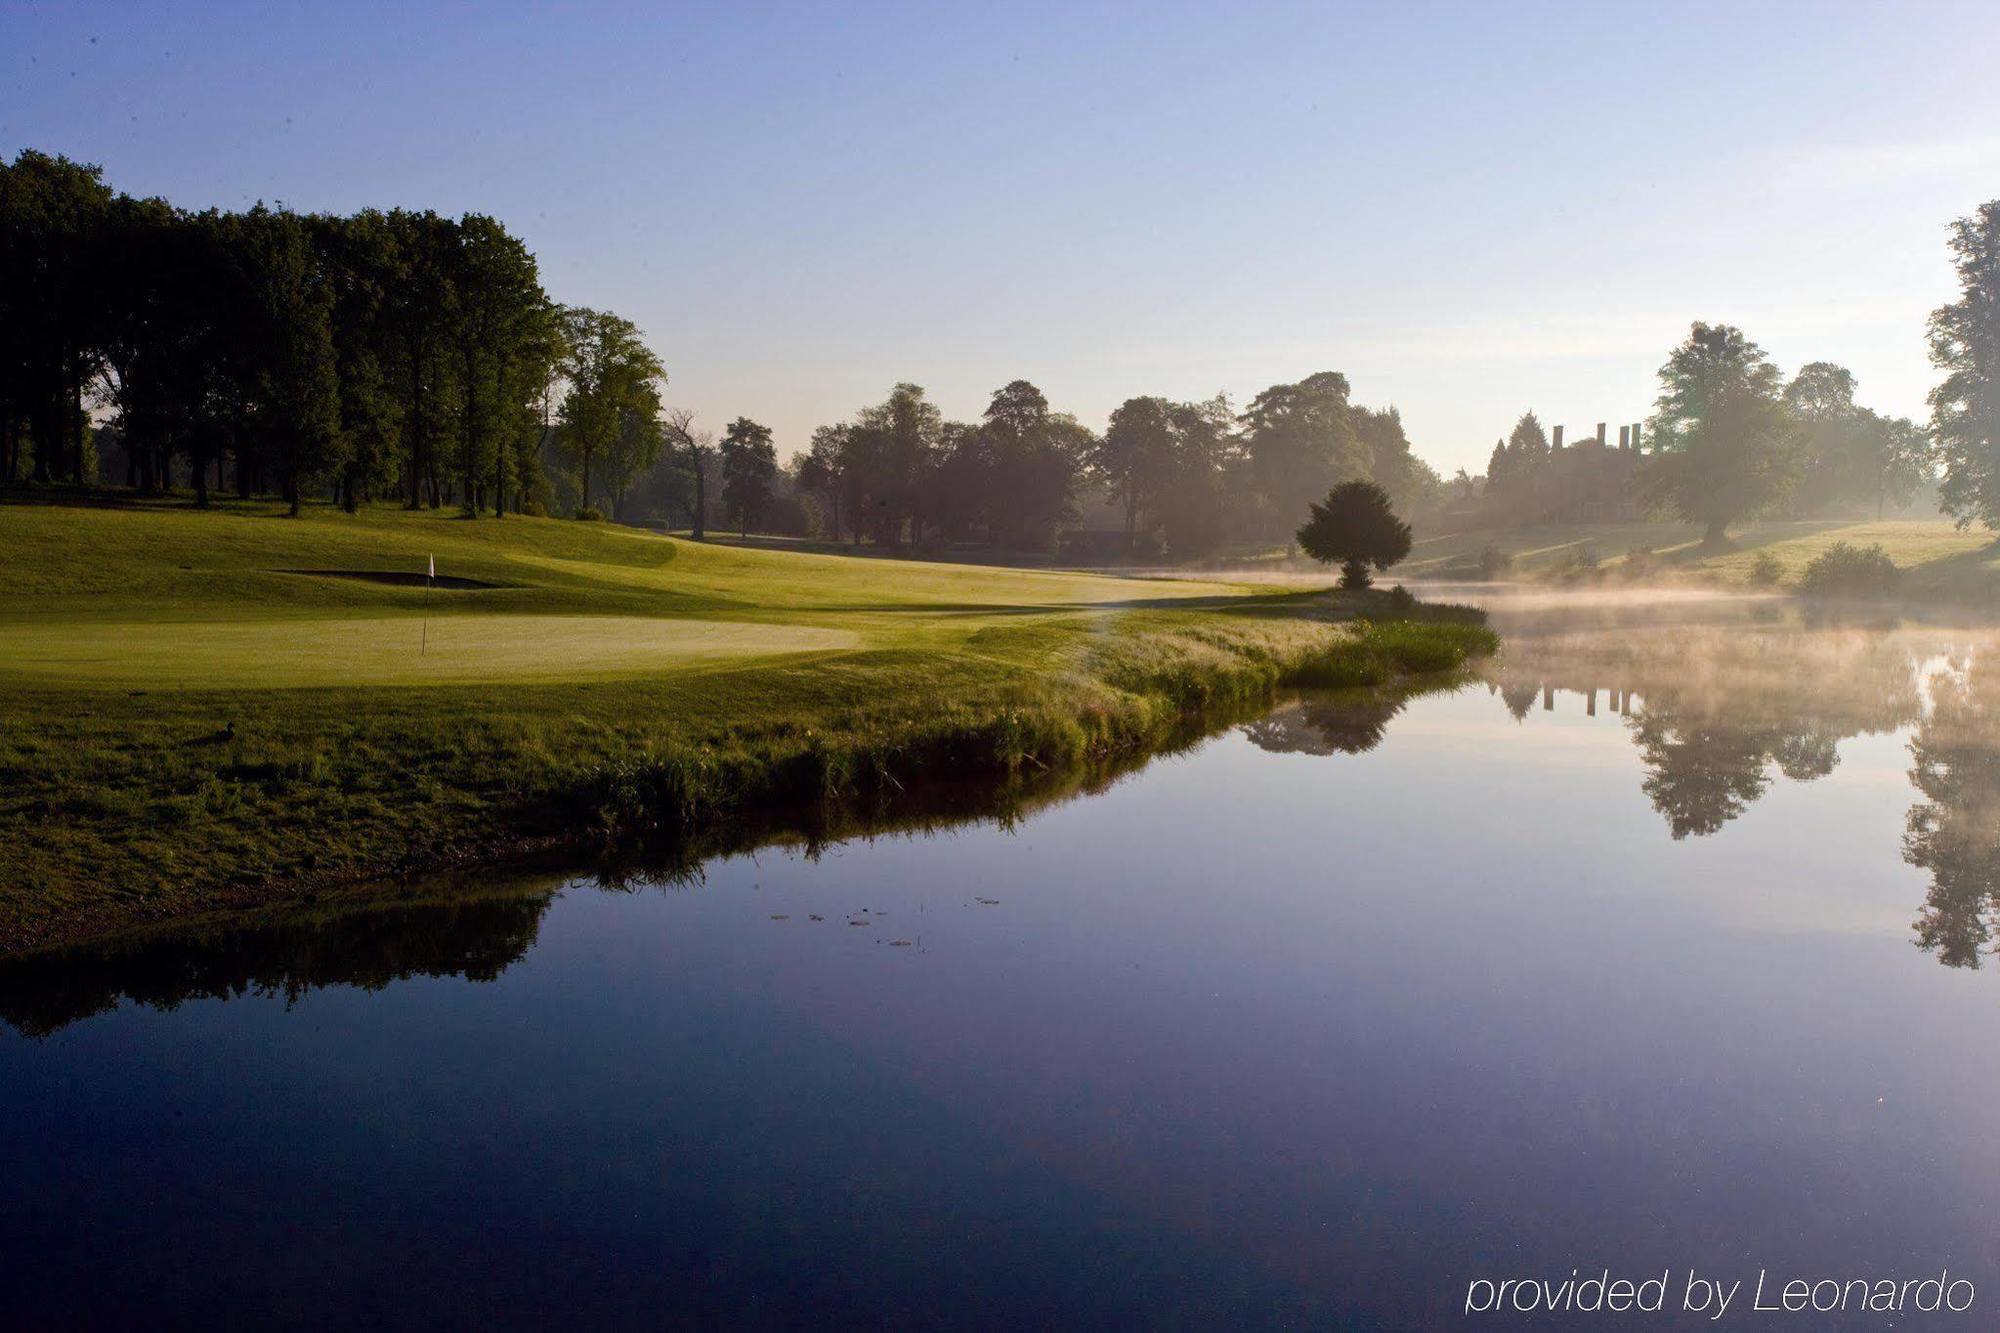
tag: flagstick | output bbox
[421,554,432,657]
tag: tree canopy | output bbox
[1929,201,2000,529]
[1295,479,1413,589]
[3,150,1479,552]
[0,152,620,520]
[719,416,777,537]
[1638,322,1795,544]
[556,307,664,517]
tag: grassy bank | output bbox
[0,493,1493,953]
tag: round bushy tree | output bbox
[1638,322,1793,546]
[1296,479,1412,589]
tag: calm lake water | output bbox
[8,591,2000,1329]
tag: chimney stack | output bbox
[1552,424,1564,450]
[1596,422,1607,447]
[1631,422,1643,452]
[1619,425,1630,448]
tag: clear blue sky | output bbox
[7,0,1999,473]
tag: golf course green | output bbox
[0,495,1493,952]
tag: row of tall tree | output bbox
[1,149,670,519]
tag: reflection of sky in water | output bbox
[8,600,2000,1327]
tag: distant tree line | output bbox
[34,148,2000,555]
[2,149,1443,557]
[789,372,1439,559]
[1461,198,2000,544]
[1466,347,1933,541]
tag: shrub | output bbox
[1623,545,1659,580]
[1797,542,1898,597]
[1477,543,1511,580]
[1295,480,1413,589]
[576,506,606,522]
[518,498,549,518]
[1747,550,1784,585]
[1563,541,1599,573]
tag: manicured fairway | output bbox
[1,614,866,687]
[0,498,1250,688]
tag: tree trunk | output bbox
[580,446,592,516]
[461,346,479,517]
[64,355,86,484]
[31,406,53,482]
[691,449,705,539]
[1703,520,1728,548]
[405,348,425,510]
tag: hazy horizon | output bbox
[8,0,1999,469]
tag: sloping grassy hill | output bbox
[0,500,1253,688]
[1404,517,1999,595]
[0,494,1491,951]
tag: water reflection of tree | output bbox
[1907,664,2000,969]
[1629,714,1853,839]
[0,886,556,1038]
[1631,717,1777,838]
[1242,693,1410,756]
[1485,625,1927,839]
[2,695,1291,1037]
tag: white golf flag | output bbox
[428,554,435,580]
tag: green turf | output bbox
[0,492,1492,952]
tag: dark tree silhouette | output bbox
[1929,200,2000,528]
[1295,479,1412,588]
[719,416,777,536]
